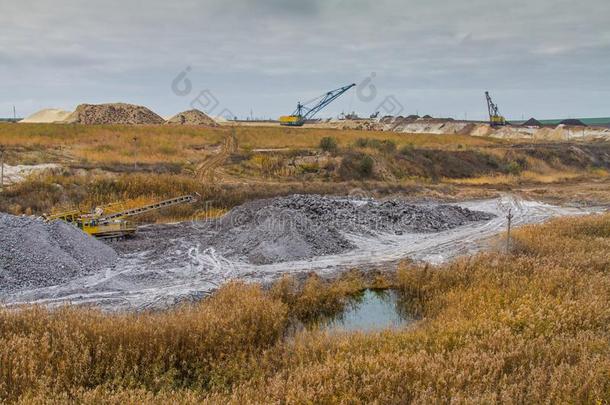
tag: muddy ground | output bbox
[1,194,600,311]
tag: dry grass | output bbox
[0,123,227,165]
[445,170,587,186]
[0,123,500,166]
[234,126,502,151]
[1,213,609,403]
[2,123,609,221]
[270,271,366,323]
[3,172,425,220]
[0,283,289,402]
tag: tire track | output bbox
[4,196,602,311]
[195,130,237,182]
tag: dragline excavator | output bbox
[279,83,356,126]
[485,91,506,127]
[43,194,199,239]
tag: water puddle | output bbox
[322,289,413,332]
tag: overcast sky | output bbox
[1,0,609,120]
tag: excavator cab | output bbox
[76,217,137,239]
[490,115,506,126]
[279,114,304,126]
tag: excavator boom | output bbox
[280,83,356,126]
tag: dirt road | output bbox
[195,130,237,182]
[3,196,601,311]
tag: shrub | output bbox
[354,137,369,148]
[250,154,284,176]
[399,143,415,155]
[298,162,320,174]
[506,160,523,175]
[339,152,375,180]
[354,137,396,153]
[319,137,338,153]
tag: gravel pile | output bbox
[213,199,354,264]
[522,118,543,128]
[64,103,165,125]
[166,109,218,126]
[559,119,586,127]
[0,213,118,294]
[111,195,496,267]
[212,195,495,264]
[271,195,494,233]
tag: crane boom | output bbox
[280,83,356,126]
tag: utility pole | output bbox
[506,208,513,254]
[0,148,5,192]
[133,137,138,171]
[13,106,16,121]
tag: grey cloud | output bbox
[0,0,609,119]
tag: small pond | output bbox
[322,289,413,332]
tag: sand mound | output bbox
[167,109,218,126]
[0,213,117,295]
[212,115,229,124]
[64,103,165,125]
[20,108,72,123]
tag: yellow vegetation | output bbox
[1,213,609,402]
[0,123,501,166]
[446,170,587,186]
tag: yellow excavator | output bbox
[44,194,199,239]
[280,83,356,126]
[485,91,507,127]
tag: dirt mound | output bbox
[20,108,72,123]
[64,103,165,125]
[0,213,117,295]
[559,119,586,127]
[167,109,218,126]
[522,118,543,127]
[212,195,495,264]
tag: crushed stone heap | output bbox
[0,213,118,295]
[64,103,165,125]
[522,118,543,127]
[167,109,218,126]
[212,195,495,264]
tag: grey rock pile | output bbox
[271,195,494,234]
[214,199,354,264]
[0,213,118,294]
[212,195,495,264]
